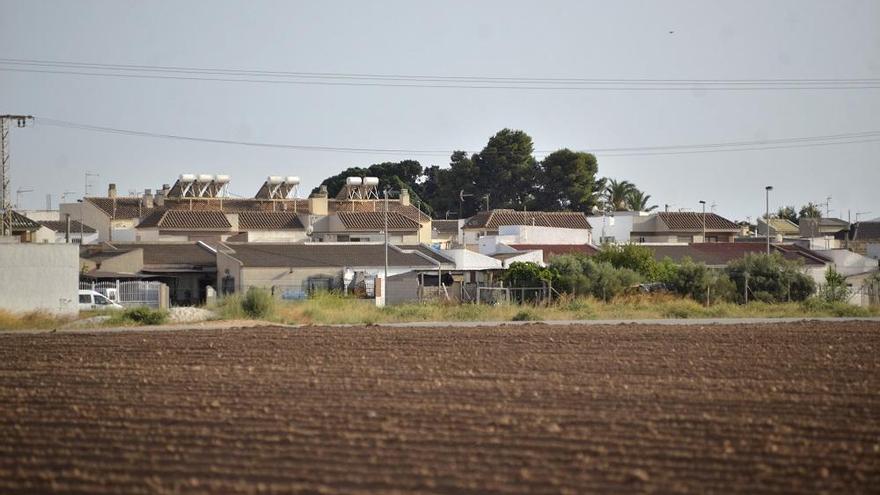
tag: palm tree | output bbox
[625,189,658,212]
[603,179,636,211]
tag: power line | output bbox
[34,116,880,158]
[2,58,879,90]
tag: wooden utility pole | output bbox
[1,114,34,236]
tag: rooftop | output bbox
[464,210,591,230]
[222,242,439,268]
[38,220,96,234]
[507,243,600,263]
[137,210,231,230]
[336,211,421,231]
[656,212,739,231]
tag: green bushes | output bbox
[241,288,275,318]
[593,243,660,279]
[511,309,540,321]
[108,306,168,326]
[726,253,815,303]
[819,267,850,303]
[661,258,737,304]
[502,262,555,287]
[549,254,642,301]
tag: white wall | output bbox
[587,211,652,244]
[0,243,79,315]
[245,230,309,243]
[497,225,591,244]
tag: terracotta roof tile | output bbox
[431,219,460,234]
[464,210,591,230]
[657,212,738,231]
[38,220,96,234]
[137,210,231,230]
[336,211,421,231]
[238,212,304,230]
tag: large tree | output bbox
[603,179,636,211]
[421,151,479,218]
[799,202,822,220]
[473,129,538,209]
[533,149,602,212]
[776,206,798,224]
[625,189,658,212]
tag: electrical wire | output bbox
[34,116,880,158]
[2,58,879,90]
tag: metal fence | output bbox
[79,280,165,308]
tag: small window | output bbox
[79,294,91,304]
[337,234,350,242]
[94,294,111,305]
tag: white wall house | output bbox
[586,211,653,244]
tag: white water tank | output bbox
[267,175,284,185]
[346,177,363,186]
[363,176,379,187]
[285,176,300,185]
[197,174,214,183]
[215,174,231,184]
[179,173,197,182]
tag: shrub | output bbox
[503,262,554,288]
[512,309,540,321]
[241,288,275,318]
[109,306,168,326]
[820,267,851,303]
[593,243,659,280]
[548,255,642,301]
[726,253,816,303]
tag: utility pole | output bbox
[765,186,773,255]
[1,114,34,236]
[699,200,706,242]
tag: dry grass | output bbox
[0,310,74,330]
[214,292,880,326]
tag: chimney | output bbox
[108,183,117,198]
[162,183,170,196]
[142,188,154,209]
[155,188,165,207]
[399,188,410,206]
[308,186,329,216]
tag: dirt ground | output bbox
[1,321,878,494]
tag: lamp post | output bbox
[765,186,773,255]
[699,200,706,242]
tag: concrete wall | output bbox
[243,230,308,243]
[386,272,419,305]
[0,243,79,315]
[497,225,591,244]
[60,201,111,241]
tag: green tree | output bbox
[474,129,538,209]
[799,202,822,220]
[820,266,850,303]
[502,261,555,288]
[547,254,642,300]
[625,189,658,212]
[421,151,479,218]
[603,179,636,211]
[593,243,660,280]
[726,253,816,303]
[776,206,798,224]
[533,149,602,212]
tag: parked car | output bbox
[78,290,124,311]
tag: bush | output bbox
[801,297,871,317]
[109,306,168,326]
[241,288,275,318]
[820,267,851,303]
[593,243,660,280]
[726,253,816,303]
[512,309,540,321]
[503,262,554,288]
[548,255,642,301]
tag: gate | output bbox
[79,280,167,308]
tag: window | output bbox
[706,236,719,243]
[79,294,91,304]
[94,294,112,305]
[337,234,350,242]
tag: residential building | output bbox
[431,219,463,249]
[630,212,739,243]
[756,217,800,241]
[586,211,653,244]
[461,209,591,250]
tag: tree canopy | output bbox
[313,128,654,219]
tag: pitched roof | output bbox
[85,197,157,220]
[336,211,421,231]
[38,220,96,234]
[645,243,828,266]
[10,211,41,231]
[757,217,800,236]
[463,210,591,230]
[137,210,231,230]
[507,244,600,263]
[238,212,304,230]
[102,242,217,267]
[850,221,880,241]
[656,212,738,231]
[330,200,430,222]
[223,243,438,268]
[431,219,460,234]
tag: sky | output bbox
[1,0,879,222]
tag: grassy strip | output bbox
[212,292,880,326]
[0,310,75,330]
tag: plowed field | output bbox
[1,321,879,494]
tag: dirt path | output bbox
[1,321,878,493]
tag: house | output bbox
[431,219,463,249]
[506,243,600,263]
[215,242,448,303]
[35,219,99,244]
[5,211,42,243]
[61,177,432,245]
[630,212,739,243]
[79,242,218,305]
[586,211,653,244]
[797,218,850,249]
[838,221,880,257]
[461,209,591,250]
[756,217,800,241]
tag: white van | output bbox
[78,290,124,311]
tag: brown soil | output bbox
[1,321,879,494]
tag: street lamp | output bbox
[765,186,773,255]
[699,200,706,243]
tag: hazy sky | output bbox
[1,0,878,221]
